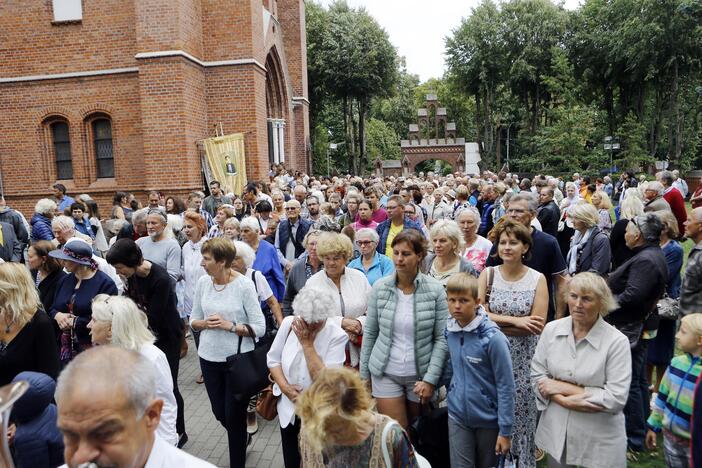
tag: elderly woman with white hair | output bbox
[422,219,477,286]
[642,181,671,213]
[565,202,611,278]
[267,286,349,468]
[456,208,492,273]
[88,294,178,446]
[31,198,58,243]
[231,240,284,335]
[347,228,395,285]
[240,216,285,303]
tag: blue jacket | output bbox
[30,213,54,243]
[444,308,515,436]
[348,251,395,286]
[253,240,285,303]
[73,216,95,239]
[11,372,64,468]
[375,217,423,255]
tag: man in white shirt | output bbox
[56,346,214,468]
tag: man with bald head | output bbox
[680,207,702,315]
[275,199,312,273]
[56,346,213,467]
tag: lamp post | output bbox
[603,136,620,175]
[328,143,337,177]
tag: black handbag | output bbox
[408,404,449,468]
[226,323,271,401]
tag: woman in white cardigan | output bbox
[305,232,371,367]
[267,286,348,468]
[531,272,631,468]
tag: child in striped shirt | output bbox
[646,313,702,468]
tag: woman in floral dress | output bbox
[479,219,548,468]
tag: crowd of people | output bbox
[0,165,701,468]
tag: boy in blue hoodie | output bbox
[445,273,514,468]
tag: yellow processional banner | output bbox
[203,133,247,196]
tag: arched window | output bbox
[92,118,114,178]
[51,121,73,180]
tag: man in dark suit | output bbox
[274,200,312,274]
[537,187,560,238]
[0,221,22,262]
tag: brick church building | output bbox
[0,0,310,213]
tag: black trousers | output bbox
[157,338,185,435]
[280,417,302,468]
[200,358,249,468]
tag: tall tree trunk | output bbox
[475,92,486,160]
[344,96,356,174]
[605,85,615,133]
[495,119,502,169]
[669,59,683,165]
[358,96,367,174]
[649,84,663,158]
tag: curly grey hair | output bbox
[292,286,337,323]
[35,198,57,215]
[233,240,256,269]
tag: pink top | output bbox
[371,208,388,224]
[463,235,493,272]
[353,219,378,231]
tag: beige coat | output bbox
[531,316,631,468]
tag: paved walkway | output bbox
[178,335,285,467]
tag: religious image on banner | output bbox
[203,133,247,196]
[224,154,237,176]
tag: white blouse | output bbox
[305,268,371,366]
[139,343,178,446]
[531,316,631,468]
[181,239,207,315]
[266,316,348,428]
[385,290,416,377]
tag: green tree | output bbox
[308,1,398,174]
[366,118,402,162]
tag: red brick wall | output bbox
[0,1,137,77]
[0,74,143,215]
[0,0,309,216]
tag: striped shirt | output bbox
[647,353,702,439]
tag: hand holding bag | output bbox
[226,323,271,401]
[255,375,279,420]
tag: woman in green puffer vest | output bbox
[360,229,449,429]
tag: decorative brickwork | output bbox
[0,0,310,215]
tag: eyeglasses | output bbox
[507,208,527,214]
[285,207,298,211]
[356,240,374,246]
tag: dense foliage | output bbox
[307,0,702,175]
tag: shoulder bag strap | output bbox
[288,221,304,252]
[485,267,495,305]
[381,420,398,468]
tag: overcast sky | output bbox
[316,0,582,82]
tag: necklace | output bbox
[212,272,231,292]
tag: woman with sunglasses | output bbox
[348,228,395,286]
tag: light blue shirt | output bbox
[348,251,395,286]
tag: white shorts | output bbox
[371,374,421,403]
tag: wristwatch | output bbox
[230,323,237,333]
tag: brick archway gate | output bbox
[402,147,465,175]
